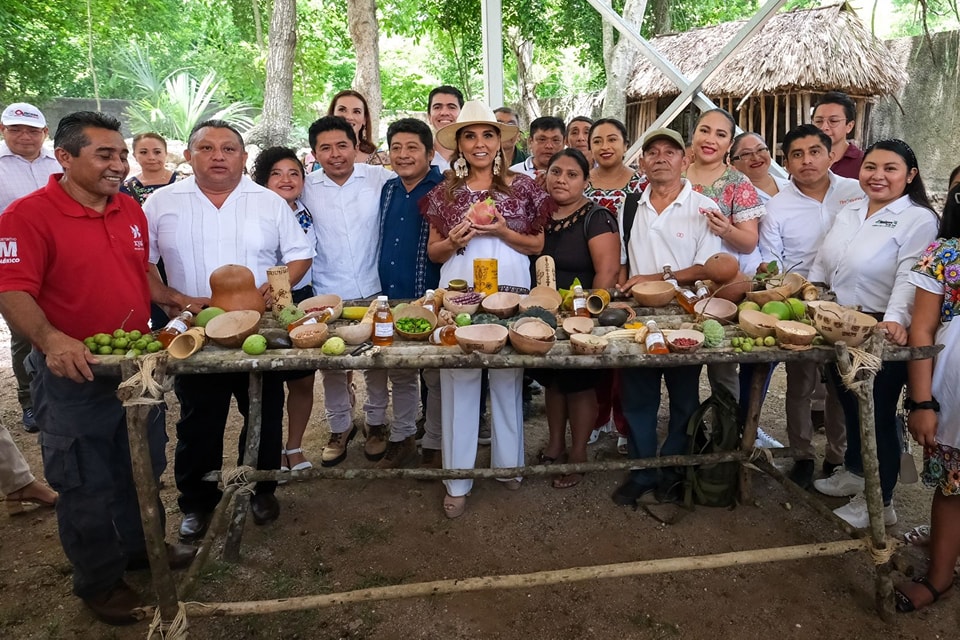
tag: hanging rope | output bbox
[117,352,170,407]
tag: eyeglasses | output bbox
[730,147,769,162]
[812,117,848,128]
[532,135,563,146]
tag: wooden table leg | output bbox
[222,372,263,562]
[119,360,179,623]
[834,342,895,620]
[739,362,772,502]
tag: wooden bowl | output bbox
[774,320,818,347]
[694,297,738,322]
[569,333,608,355]
[480,292,521,319]
[334,322,373,345]
[508,317,556,355]
[631,281,676,307]
[811,301,878,347]
[455,324,508,354]
[394,306,437,341]
[561,316,594,335]
[442,291,484,315]
[204,310,262,348]
[666,329,705,353]
[519,294,560,315]
[297,294,343,321]
[527,286,563,307]
[738,309,779,339]
[289,323,329,349]
[745,273,805,306]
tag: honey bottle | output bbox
[644,320,670,355]
[429,325,458,346]
[157,309,194,348]
[661,264,679,289]
[372,295,394,346]
[572,285,590,317]
[675,287,699,314]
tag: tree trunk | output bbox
[506,26,540,126]
[246,0,297,147]
[251,0,265,49]
[650,0,671,35]
[348,0,383,148]
[601,0,647,121]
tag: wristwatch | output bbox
[904,397,940,413]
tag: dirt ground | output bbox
[0,317,957,640]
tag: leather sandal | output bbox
[895,576,950,613]
[5,481,58,516]
[443,493,468,519]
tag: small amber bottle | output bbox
[372,295,394,346]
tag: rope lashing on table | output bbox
[839,346,883,392]
[743,445,775,472]
[222,465,257,496]
[117,352,170,407]
[147,601,189,640]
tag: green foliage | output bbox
[890,0,960,36]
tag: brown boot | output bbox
[375,436,417,469]
[82,580,143,626]
[419,447,442,470]
[363,423,389,461]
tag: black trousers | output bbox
[174,372,284,514]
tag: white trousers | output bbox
[0,425,34,495]
[440,368,524,497]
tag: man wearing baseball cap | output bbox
[610,126,722,507]
[0,102,60,433]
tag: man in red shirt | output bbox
[0,112,198,626]
[812,91,864,180]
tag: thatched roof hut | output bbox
[625,3,907,156]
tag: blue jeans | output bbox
[827,362,906,504]
[620,365,703,488]
[29,350,167,598]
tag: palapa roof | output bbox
[626,3,907,100]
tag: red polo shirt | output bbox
[831,142,864,180]
[0,174,151,344]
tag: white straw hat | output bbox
[435,100,518,150]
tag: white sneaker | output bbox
[587,429,601,445]
[813,467,865,497]
[832,493,897,529]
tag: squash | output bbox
[209,264,266,314]
[702,253,739,284]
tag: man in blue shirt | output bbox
[376,118,444,468]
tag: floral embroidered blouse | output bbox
[584,170,646,218]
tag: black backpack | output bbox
[684,384,743,508]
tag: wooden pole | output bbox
[159,539,869,618]
[222,372,263,562]
[834,340,895,620]
[118,359,179,625]
[772,94,778,160]
[203,447,801,484]
[738,362,772,501]
[760,96,767,140]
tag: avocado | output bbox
[597,307,629,327]
[260,328,293,349]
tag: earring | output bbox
[493,151,502,176]
[454,153,468,179]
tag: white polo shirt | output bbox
[144,175,314,298]
[300,163,394,299]
[0,143,60,211]
[621,180,723,276]
[808,194,938,327]
[509,156,538,178]
[759,172,864,278]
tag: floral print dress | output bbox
[909,237,960,496]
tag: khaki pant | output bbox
[0,425,33,495]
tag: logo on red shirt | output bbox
[0,238,20,264]
[130,225,144,250]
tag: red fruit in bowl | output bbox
[467,198,497,225]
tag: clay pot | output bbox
[209,264,266,314]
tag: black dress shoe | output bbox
[127,543,199,571]
[611,478,655,507]
[179,512,212,542]
[82,580,143,626]
[251,493,280,525]
[788,459,815,490]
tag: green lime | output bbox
[734,347,743,353]
[112,337,129,349]
[741,340,753,352]
[754,337,764,347]
[134,339,149,351]
[97,345,113,355]
[763,336,776,347]
[113,329,127,339]
[112,348,126,355]
[455,313,472,327]
[242,334,268,356]
[95,334,113,346]
[127,330,143,341]
[146,341,163,353]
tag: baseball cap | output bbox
[2,103,46,128]
[641,128,684,152]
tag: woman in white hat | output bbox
[421,101,555,518]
